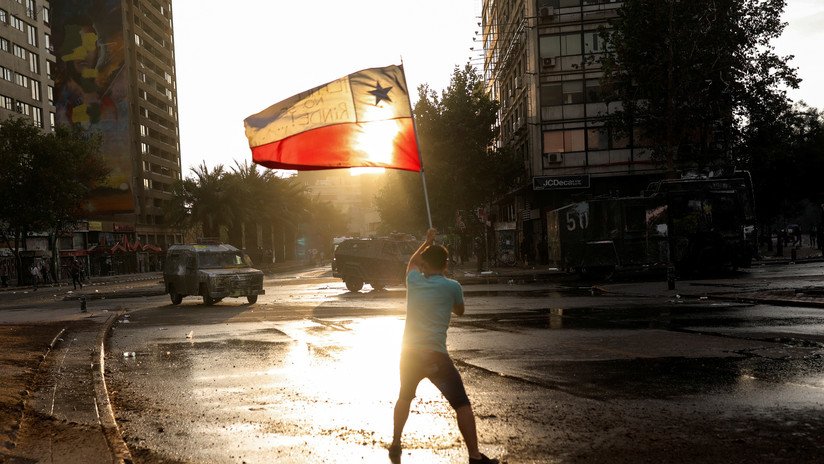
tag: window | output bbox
[141,142,150,154]
[28,52,39,73]
[15,73,29,88]
[13,44,27,60]
[540,33,582,58]
[47,85,53,104]
[0,9,7,23]
[1,67,11,81]
[30,81,40,100]
[25,0,36,20]
[541,83,562,106]
[17,101,31,116]
[0,38,8,52]
[541,82,586,106]
[49,112,55,129]
[11,16,24,31]
[32,108,42,127]
[42,6,49,25]
[26,24,37,46]
[46,60,54,79]
[563,81,584,104]
[587,127,609,150]
[543,129,586,153]
[584,31,605,54]
[0,95,13,110]
[585,79,602,102]
[44,33,52,52]
[140,124,148,136]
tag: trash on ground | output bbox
[123,351,136,357]
[186,330,193,339]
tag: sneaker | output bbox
[469,454,499,464]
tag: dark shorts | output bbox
[398,349,470,409]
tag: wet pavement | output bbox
[104,270,824,463]
[2,262,824,463]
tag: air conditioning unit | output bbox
[539,6,555,18]
[542,57,557,68]
[514,76,522,89]
[546,153,563,164]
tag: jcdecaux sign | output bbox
[532,175,591,190]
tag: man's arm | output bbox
[452,302,465,316]
[407,228,437,274]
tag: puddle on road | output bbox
[474,304,812,332]
[109,318,466,463]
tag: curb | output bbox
[92,312,133,464]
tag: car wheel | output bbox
[247,294,258,304]
[371,282,386,291]
[345,279,364,292]
[170,291,183,305]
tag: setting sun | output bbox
[353,119,404,166]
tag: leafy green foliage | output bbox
[600,0,799,172]
[375,65,521,234]
[0,117,107,252]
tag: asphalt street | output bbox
[1,262,824,463]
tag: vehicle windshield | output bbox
[197,251,244,269]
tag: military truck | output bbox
[332,236,419,292]
[163,243,265,305]
[548,175,756,277]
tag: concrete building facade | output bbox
[51,0,183,253]
[481,0,667,263]
[0,0,53,130]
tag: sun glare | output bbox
[350,167,386,176]
[353,118,402,166]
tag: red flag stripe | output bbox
[251,118,421,172]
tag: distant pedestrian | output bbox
[0,259,9,287]
[29,262,41,291]
[69,258,83,290]
[40,260,51,285]
[473,236,486,272]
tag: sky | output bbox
[172,0,823,176]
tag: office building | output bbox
[481,0,666,258]
[51,0,183,252]
[0,0,53,130]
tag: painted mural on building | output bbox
[53,0,134,215]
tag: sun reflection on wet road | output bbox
[110,315,465,463]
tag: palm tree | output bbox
[166,162,240,240]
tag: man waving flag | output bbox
[244,65,421,172]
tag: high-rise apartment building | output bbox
[0,0,53,130]
[51,0,182,250]
[481,0,666,258]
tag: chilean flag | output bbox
[244,65,421,172]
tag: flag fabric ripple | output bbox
[244,65,421,172]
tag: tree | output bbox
[600,0,799,174]
[0,117,108,282]
[167,162,240,239]
[166,161,320,262]
[375,65,521,234]
[742,104,824,225]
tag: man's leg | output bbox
[455,403,481,459]
[391,395,413,452]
